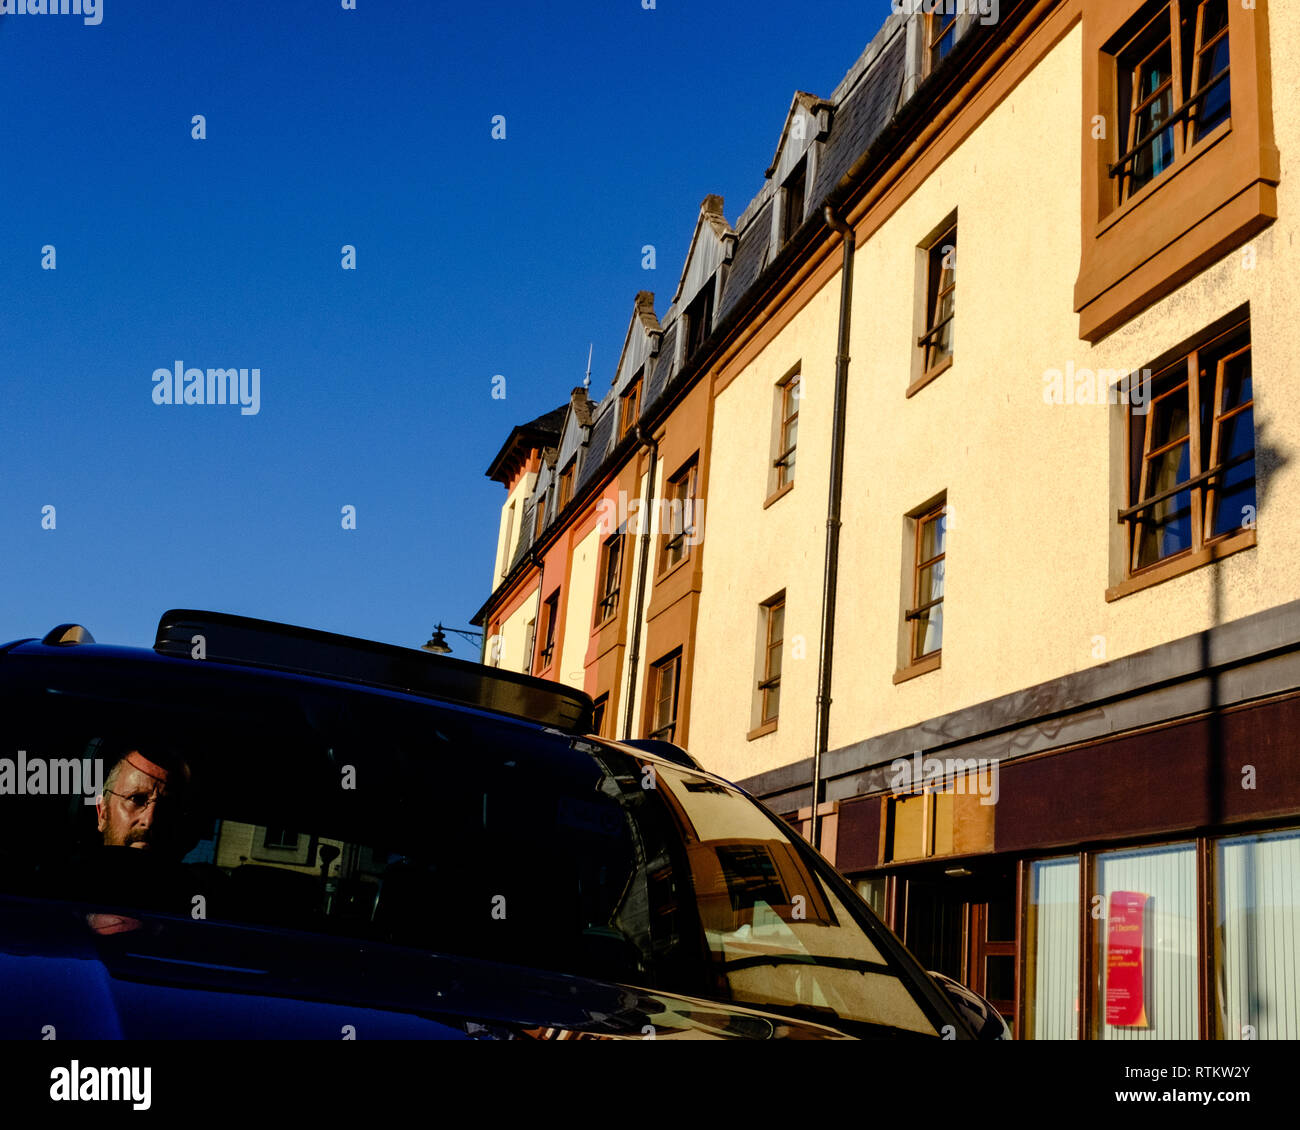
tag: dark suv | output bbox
[0,610,995,1040]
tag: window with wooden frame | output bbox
[781,157,808,244]
[557,458,575,510]
[595,527,624,626]
[524,617,537,674]
[927,7,959,74]
[1077,0,1273,343]
[591,693,609,738]
[904,500,947,669]
[659,458,699,573]
[757,593,785,727]
[533,492,548,542]
[1120,314,1254,581]
[648,650,682,742]
[918,221,956,382]
[538,591,559,670]
[769,368,800,498]
[619,372,642,440]
[1111,0,1231,206]
[499,500,515,579]
[685,280,715,358]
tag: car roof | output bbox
[1,613,707,774]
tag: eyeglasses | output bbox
[103,789,178,815]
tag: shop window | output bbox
[1092,842,1197,1039]
[1215,828,1300,1039]
[1024,856,1081,1040]
[855,877,888,921]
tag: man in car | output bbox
[96,748,192,857]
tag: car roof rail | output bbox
[42,624,96,646]
[616,737,701,770]
[154,609,595,734]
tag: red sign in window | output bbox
[1106,891,1150,1028]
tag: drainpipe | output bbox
[623,424,660,739]
[811,204,856,851]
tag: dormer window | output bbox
[533,493,547,541]
[781,157,808,243]
[685,279,715,358]
[557,458,575,510]
[928,8,959,73]
[619,372,642,440]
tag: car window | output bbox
[649,761,937,1035]
[0,661,939,1035]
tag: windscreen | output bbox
[0,659,938,1035]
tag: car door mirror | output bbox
[929,970,1011,1040]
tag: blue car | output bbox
[0,610,1004,1040]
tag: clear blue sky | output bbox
[1,0,898,659]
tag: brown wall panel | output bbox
[995,694,1300,852]
[835,795,882,873]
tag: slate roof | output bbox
[486,13,916,601]
[576,405,616,493]
[716,198,773,324]
[810,31,906,203]
[644,321,677,411]
[484,403,568,483]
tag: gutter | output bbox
[811,204,856,852]
[623,424,660,740]
[471,1,1050,633]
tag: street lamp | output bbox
[422,623,483,655]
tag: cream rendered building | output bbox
[694,0,1295,1039]
[479,1,1298,1040]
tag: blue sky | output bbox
[0,0,898,659]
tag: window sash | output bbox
[775,377,799,487]
[1125,321,1253,573]
[597,534,623,622]
[928,10,958,70]
[661,466,697,569]
[922,230,956,373]
[651,655,680,741]
[620,379,641,438]
[783,160,807,240]
[1112,1,1230,201]
[539,597,558,667]
[760,599,784,724]
[907,507,946,662]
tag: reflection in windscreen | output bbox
[0,672,936,1034]
[652,763,936,1035]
